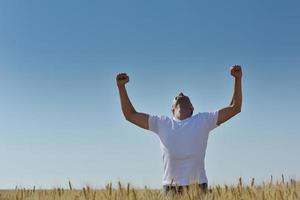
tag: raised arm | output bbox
[116,73,149,130]
[217,65,243,126]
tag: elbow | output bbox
[124,115,131,121]
[124,111,136,121]
[237,107,242,114]
[233,105,242,114]
[124,114,132,121]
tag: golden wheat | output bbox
[0,177,299,200]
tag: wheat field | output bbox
[0,177,299,200]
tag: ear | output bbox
[171,104,176,115]
[190,107,194,116]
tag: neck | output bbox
[174,114,190,120]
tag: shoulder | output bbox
[193,110,220,131]
[149,114,171,122]
[193,110,219,121]
[148,114,172,134]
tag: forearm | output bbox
[230,77,242,111]
[117,85,137,119]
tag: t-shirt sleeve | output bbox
[148,114,167,135]
[195,110,220,132]
[205,110,220,131]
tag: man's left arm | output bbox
[217,65,243,126]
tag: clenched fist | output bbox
[116,73,129,86]
[230,65,242,78]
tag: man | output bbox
[116,65,242,195]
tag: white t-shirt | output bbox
[148,110,220,186]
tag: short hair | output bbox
[172,92,194,116]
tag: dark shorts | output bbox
[162,182,208,195]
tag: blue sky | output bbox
[0,0,299,189]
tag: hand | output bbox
[116,73,129,86]
[230,65,242,78]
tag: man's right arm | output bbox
[116,73,149,130]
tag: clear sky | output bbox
[0,0,299,189]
